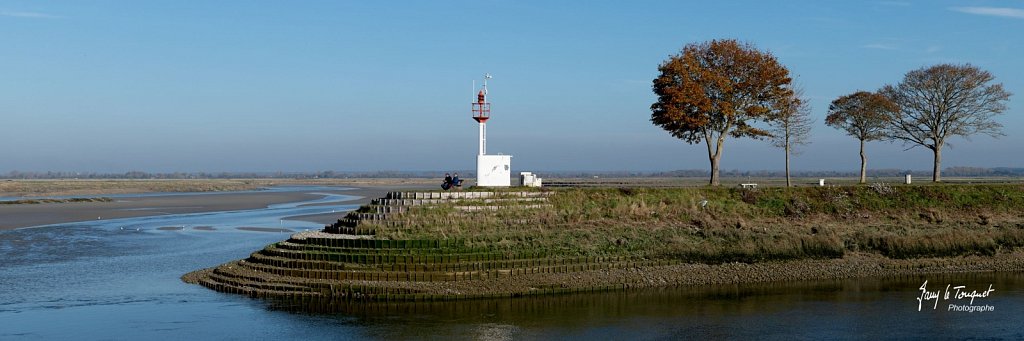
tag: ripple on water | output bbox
[2,189,1024,339]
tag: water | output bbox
[1,188,1023,340]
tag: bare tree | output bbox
[770,87,813,187]
[651,39,794,186]
[881,64,1011,182]
[825,91,898,184]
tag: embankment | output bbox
[185,185,1024,302]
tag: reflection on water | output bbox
[267,273,1024,340]
[1,190,357,268]
[1,188,1023,340]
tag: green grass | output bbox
[363,184,1024,263]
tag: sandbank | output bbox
[0,184,430,230]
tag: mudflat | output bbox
[0,178,437,197]
[0,184,431,230]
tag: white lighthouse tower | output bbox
[472,74,511,187]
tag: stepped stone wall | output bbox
[325,191,551,235]
[184,189,1024,307]
[187,190,669,302]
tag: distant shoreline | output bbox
[0,178,436,198]
[0,197,113,205]
[0,182,431,230]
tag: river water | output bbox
[1,187,1022,340]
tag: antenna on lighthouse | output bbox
[483,73,491,96]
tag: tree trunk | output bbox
[784,143,791,187]
[859,139,867,184]
[705,132,725,186]
[709,153,721,186]
[932,147,942,182]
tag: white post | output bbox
[479,122,486,155]
[905,174,912,184]
[818,179,825,187]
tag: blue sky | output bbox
[1,1,1021,173]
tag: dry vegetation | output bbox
[368,184,1024,263]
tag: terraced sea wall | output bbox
[184,186,1024,304]
[185,190,672,302]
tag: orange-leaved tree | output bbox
[825,91,898,184]
[651,39,794,186]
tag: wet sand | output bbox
[0,184,430,230]
[236,227,294,233]
[0,178,437,197]
[156,226,186,231]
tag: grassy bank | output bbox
[188,184,1024,304]
[370,184,1024,263]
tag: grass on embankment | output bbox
[369,184,1024,264]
